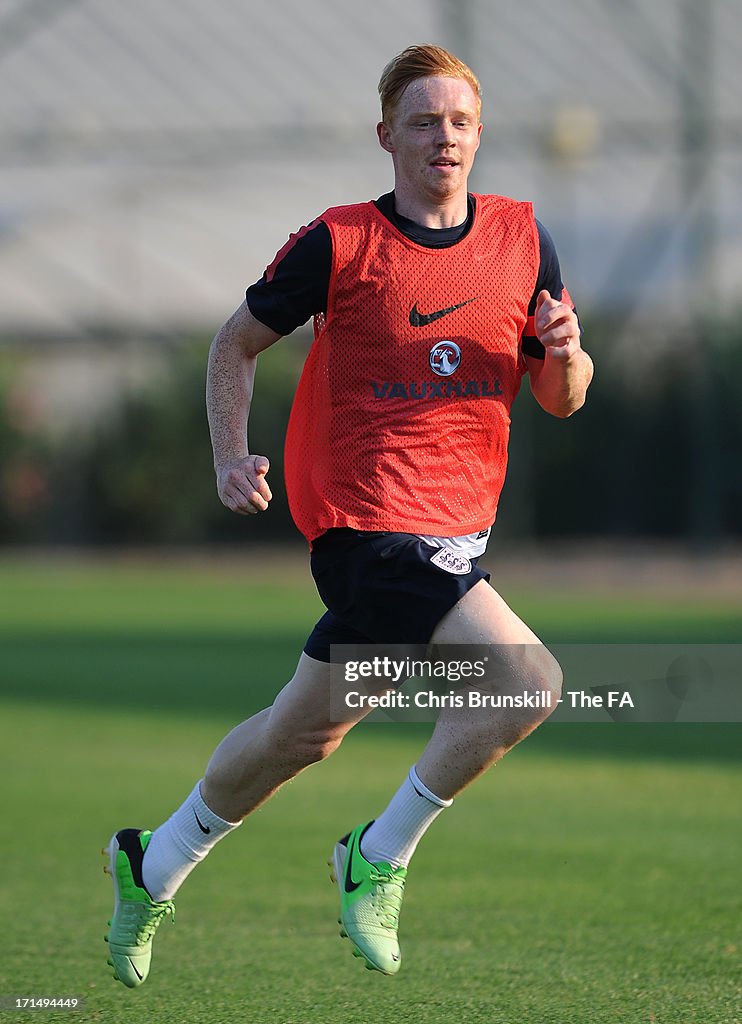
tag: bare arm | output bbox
[206,300,282,515]
[525,290,594,418]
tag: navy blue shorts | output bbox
[304,528,490,663]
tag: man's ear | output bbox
[377,120,395,154]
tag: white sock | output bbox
[141,781,240,901]
[360,766,452,869]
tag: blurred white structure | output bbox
[0,0,740,334]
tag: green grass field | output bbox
[1,555,740,1024]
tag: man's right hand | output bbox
[215,455,272,515]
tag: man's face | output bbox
[377,75,482,204]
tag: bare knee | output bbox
[526,646,563,723]
[264,716,348,772]
[288,725,346,767]
[202,704,348,804]
[476,643,562,742]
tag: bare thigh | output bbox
[429,576,558,689]
[266,651,380,739]
[431,577,543,646]
[414,579,562,798]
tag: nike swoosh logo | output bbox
[409,298,477,327]
[343,834,364,893]
[127,957,144,981]
[194,811,211,835]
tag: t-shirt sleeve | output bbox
[245,219,332,336]
[521,220,578,360]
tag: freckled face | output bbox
[377,76,482,204]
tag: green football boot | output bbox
[103,829,174,987]
[330,821,407,975]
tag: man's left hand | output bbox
[535,289,581,360]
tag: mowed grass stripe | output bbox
[0,557,740,639]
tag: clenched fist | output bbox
[216,455,272,515]
[535,290,581,360]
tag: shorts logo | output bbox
[430,547,472,575]
[429,341,461,377]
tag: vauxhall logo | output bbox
[371,379,503,400]
[429,341,461,377]
[370,339,503,401]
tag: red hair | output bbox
[378,44,482,122]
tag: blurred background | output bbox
[0,0,740,551]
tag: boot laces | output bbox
[121,899,175,945]
[369,868,405,929]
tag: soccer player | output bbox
[104,44,593,985]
